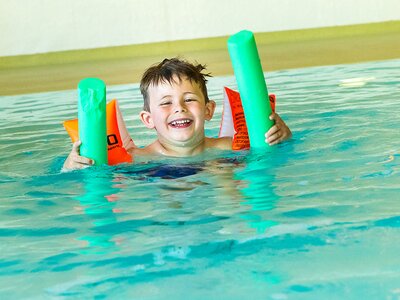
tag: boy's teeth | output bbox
[171,119,191,126]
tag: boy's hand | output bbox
[265,112,292,145]
[62,141,94,171]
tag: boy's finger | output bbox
[266,126,284,144]
[267,136,281,145]
[74,155,94,165]
[266,125,279,138]
[71,140,82,153]
[267,131,280,142]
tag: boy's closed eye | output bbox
[160,101,172,106]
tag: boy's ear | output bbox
[205,100,216,121]
[139,110,155,129]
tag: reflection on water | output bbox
[75,171,120,252]
[0,59,400,299]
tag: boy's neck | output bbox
[156,137,207,157]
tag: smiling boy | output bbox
[63,58,291,170]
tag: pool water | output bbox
[1,59,399,299]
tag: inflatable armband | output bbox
[219,87,276,150]
[64,99,135,165]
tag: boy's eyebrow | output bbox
[158,91,200,100]
[157,95,172,102]
[183,91,200,96]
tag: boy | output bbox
[63,58,291,170]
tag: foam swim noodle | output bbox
[78,78,107,165]
[228,30,274,148]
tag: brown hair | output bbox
[140,57,211,112]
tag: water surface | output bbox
[0,59,399,299]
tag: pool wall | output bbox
[1,21,399,96]
[1,0,400,57]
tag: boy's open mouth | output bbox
[169,118,193,128]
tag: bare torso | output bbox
[128,136,233,158]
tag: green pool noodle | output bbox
[228,30,274,148]
[78,78,107,165]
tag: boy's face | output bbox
[140,76,215,148]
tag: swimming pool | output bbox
[0,59,399,299]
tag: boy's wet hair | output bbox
[140,57,211,112]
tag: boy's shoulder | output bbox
[128,141,160,157]
[205,136,232,150]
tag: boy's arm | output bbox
[62,141,94,171]
[265,112,292,146]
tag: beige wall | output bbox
[1,0,399,56]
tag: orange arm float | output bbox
[63,99,135,165]
[219,87,276,150]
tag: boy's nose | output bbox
[174,103,187,113]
